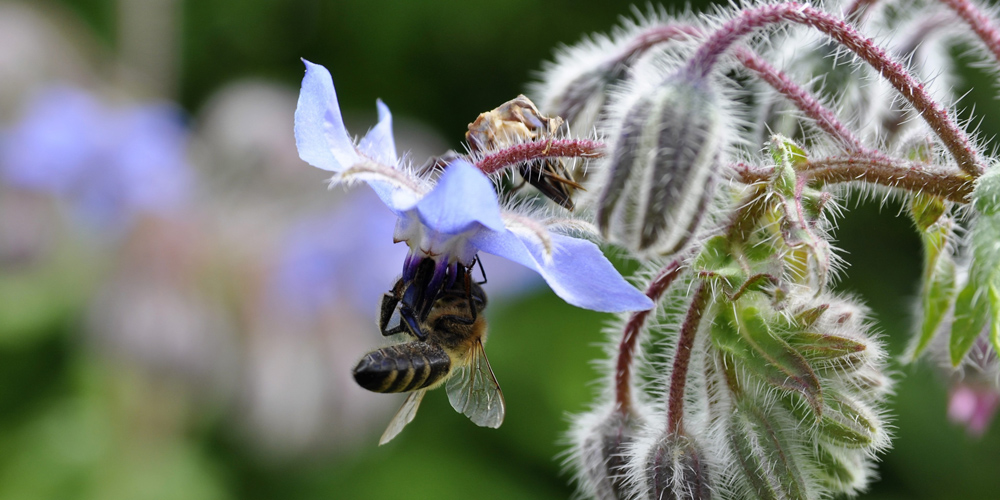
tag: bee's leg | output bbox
[463,265,478,323]
[378,292,401,336]
[399,305,427,341]
[475,255,488,285]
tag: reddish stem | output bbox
[686,1,984,177]
[615,258,686,415]
[940,0,1000,65]
[733,47,872,155]
[733,155,975,203]
[640,23,871,155]
[666,283,710,435]
[474,139,605,176]
[845,0,880,21]
[615,24,702,62]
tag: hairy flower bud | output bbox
[595,73,722,257]
[573,408,644,500]
[532,18,698,136]
[728,399,811,500]
[811,445,869,495]
[709,288,889,499]
[639,433,712,500]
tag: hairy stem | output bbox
[940,0,1000,65]
[667,283,710,435]
[845,0,880,22]
[623,22,869,155]
[687,1,984,177]
[615,258,687,415]
[474,139,605,176]
[734,155,974,203]
[615,24,701,65]
[733,47,872,154]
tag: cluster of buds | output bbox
[293,0,1000,497]
[531,0,999,498]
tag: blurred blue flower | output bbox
[0,86,192,230]
[269,190,406,316]
[294,60,652,315]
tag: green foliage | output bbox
[729,400,809,500]
[909,212,957,361]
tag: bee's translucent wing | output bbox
[379,389,426,445]
[446,340,505,428]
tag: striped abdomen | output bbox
[353,341,451,393]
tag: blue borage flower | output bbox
[294,59,653,322]
[0,86,192,230]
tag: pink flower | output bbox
[948,383,1000,437]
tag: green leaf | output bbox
[782,390,879,449]
[812,446,864,494]
[791,303,829,329]
[766,136,832,288]
[728,273,779,302]
[695,235,737,271]
[713,304,823,416]
[730,400,810,500]
[909,193,946,231]
[950,279,991,366]
[816,392,878,448]
[968,213,1000,289]
[787,331,867,368]
[972,162,1000,215]
[911,246,956,360]
[695,235,747,289]
[768,135,807,196]
[990,284,1000,357]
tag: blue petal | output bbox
[294,59,359,172]
[412,160,506,234]
[0,87,104,193]
[358,99,398,166]
[471,230,653,312]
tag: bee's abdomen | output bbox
[353,342,451,393]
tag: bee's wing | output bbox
[446,340,505,428]
[379,389,426,445]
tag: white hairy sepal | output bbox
[630,432,713,500]
[593,70,725,258]
[783,288,889,376]
[529,8,699,136]
[568,404,649,500]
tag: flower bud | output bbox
[573,409,644,500]
[811,445,869,495]
[595,73,722,257]
[639,433,712,500]
[728,400,811,500]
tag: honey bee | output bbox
[353,271,504,445]
[466,95,583,210]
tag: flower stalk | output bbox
[615,258,687,415]
[686,1,984,177]
[666,282,710,436]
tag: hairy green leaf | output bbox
[730,400,810,500]
[712,304,823,415]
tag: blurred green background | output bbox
[2,0,999,498]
